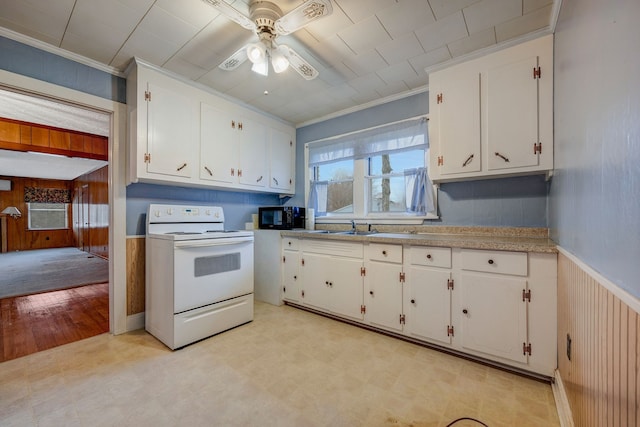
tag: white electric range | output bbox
[145,204,254,350]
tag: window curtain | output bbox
[24,187,71,203]
[308,180,328,216]
[308,117,428,167]
[404,168,435,215]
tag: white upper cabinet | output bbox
[428,35,553,182]
[127,59,296,194]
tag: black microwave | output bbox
[258,206,306,230]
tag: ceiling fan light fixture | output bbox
[271,46,289,73]
[246,43,266,64]
[251,59,269,77]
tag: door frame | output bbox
[0,69,128,334]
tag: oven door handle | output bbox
[174,237,253,249]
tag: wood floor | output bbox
[0,282,109,362]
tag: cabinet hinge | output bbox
[437,156,444,166]
[400,314,406,325]
[533,142,542,154]
[399,272,405,282]
[436,93,443,104]
[447,278,454,290]
[144,91,151,101]
[447,325,455,337]
[522,289,532,302]
[361,266,366,276]
[144,153,151,163]
[238,122,243,131]
[361,305,366,314]
[301,258,305,266]
[231,120,235,129]
[533,66,541,79]
[523,342,532,356]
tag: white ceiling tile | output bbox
[348,73,386,93]
[427,0,479,20]
[376,80,410,98]
[376,33,425,65]
[154,0,219,29]
[198,67,251,94]
[414,11,468,53]
[115,29,182,67]
[163,57,209,81]
[138,6,200,49]
[496,5,552,42]
[334,0,397,23]
[324,83,359,100]
[408,46,452,73]
[113,0,155,14]
[343,50,388,76]
[299,34,355,67]
[322,63,359,84]
[61,30,124,65]
[377,0,436,38]
[524,0,553,14]
[350,90,382,105]
[71,0,148,35]
[303,5,353,41]
[0,0,75,45]
[463,0,522,34]
[447,27,496,57]
[403,73,430,90]
[338,15,392,54]
[376,61,419,84]
[199,17,257,57]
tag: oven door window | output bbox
[194,253,241,277]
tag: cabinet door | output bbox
[238,118,267,188]
[430,66,481,176]
[365,261,403,332]
[330,257,364,320]
[459,272,528,363]
[200,102,237,184]
[269,128,294,193]
[486,55,539,170]
[282,250,300,302]
[406,266,452,345]
[300,253,331,311]
[146,82,196,178]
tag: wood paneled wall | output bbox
[126,237,145,315]
[72,166,108,259]
[557,251,639,427]
[0,176,74,251]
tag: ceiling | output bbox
[0,0,556,126]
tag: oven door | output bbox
[173,236,254,313]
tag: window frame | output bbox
[27,202,70,231]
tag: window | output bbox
[28,203,69,230]
[306,117,436,221]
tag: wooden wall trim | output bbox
[557,250,639,427]
[126,236,145,316]
[558,246,640,313]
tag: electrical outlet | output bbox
[566,333,572,361]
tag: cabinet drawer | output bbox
[302,239,363,258]
[461,249,527,276]
[282,237,299,251]
[367,243,402,263]
[409,246,451,268]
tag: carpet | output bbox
[0,247,109,299]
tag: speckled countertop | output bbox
[280,226,558,253]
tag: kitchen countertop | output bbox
[281,227,558,254]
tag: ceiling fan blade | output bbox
[218,45,249,71]
[201,0,256,31]
[280,44,319,80]
[275,0,333,36]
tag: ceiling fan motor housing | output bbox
[250,1,283,41]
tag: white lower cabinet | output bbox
[284,237,557,377]
[300,240,364,321]
[364,243,404,332]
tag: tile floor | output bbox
[0,302,560,427]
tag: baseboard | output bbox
[552,369,574,427]
[126,312,144,332]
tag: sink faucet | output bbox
[351,220,356,233]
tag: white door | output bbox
[486,55,539,170]
[282,250,300,302]
[200,102,237,184]
[300,253,331,312]
[430,65,481,176]
[269,127,294,192]
[406,266,452,345]
[238,117,267,188]
[459,272,528,363]
[146,82,195,178]
[330,257,364,320]
[365,261,403,331]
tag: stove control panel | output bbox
[148,204,224,223]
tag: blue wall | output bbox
[0,36,125,103]
[550,0,640,298]
[295,92,549,227]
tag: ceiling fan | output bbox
[201,0,333,80]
